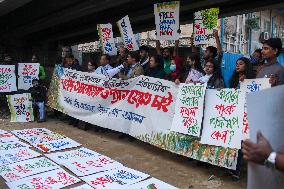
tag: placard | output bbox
[0,65,17,92]
[117,15,139,51]
[154,1,180,40]
[18,63,40,90]
[129,177,178,189]
[97,24,117,56]
[0,141,30,151]
[7,169,80,189]
[0,148,41,166]
[0,157,60,182]
[7,93,34,122]
[171,84,206,136]
[200,89,245,149]
[194,8,219,46]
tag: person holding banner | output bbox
[139,45,150,70]
[63,54,81,71]
[156,40,182,81]
[145,55,166,79]
[230,57,255,88]
[115,46,129,67]
[198,59,224,89]
[175,53,204,85]
[119,52,143,79]
[95,54,125,79]
[257,38,284,86]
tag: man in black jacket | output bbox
[29,79,47,122]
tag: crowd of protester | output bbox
[0,31,284,179]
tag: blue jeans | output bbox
[34,102,45,120]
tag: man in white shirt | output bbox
[95,54,124,79]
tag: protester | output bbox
[28,79,47,123]
[63,54,81,71]
[192,30,223,67]
[156,40,182,81]
[95,54,125,79]
[145,55,166,79]
[257,38,284,86]
[87,60,97,73]
[139,45,150,70]
[31,54,46,82]
[227,57,255,179]
[175,53,204,85]
[243,131,284,172]
[115,46,129,67]
[199,60,224,89]
[230,57,255,88]
[119,51,143,79]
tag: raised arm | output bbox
[156,40,162,55]
[213,29,222,56]
[173,40,179,57]
[191,33,198,53]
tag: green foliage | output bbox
[201,8,219,30]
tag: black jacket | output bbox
[29,86,47,102]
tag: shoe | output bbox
[37,119,45,123]
[228,170,240,180]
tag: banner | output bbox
[240,78,271,139]
[18,63,40,90]
[171,84,206,137]
[7,169,80,189]
[0,157,60,182]
[97,24,117,56]
[154,1,180,40]
[200,89,245,149]
[7,93,34,122]
[0,65,17,92]
[194,8,219,46]
[117,15,139,51]
[48,66,239,170]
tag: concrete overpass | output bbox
[0,0,283,63]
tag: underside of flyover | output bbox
[0,0,283,63]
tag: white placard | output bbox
[200,89,245,149]
[171,84,206,136]
[0,141,30,151]
[7,93,34,122]
[0,157,60,182]
[0,65,17,92]
[117,15,139,51]
[35,137,81,153]
[71,184,93,189]
[154,1,180,40]
[59,155,123,177]
[240,78,271,139]
[81,166,150,189]
[7,169,80,189]
[46,147,101,164]
[18,63,40,90]
[97,24,117,56]
[0,148,41,166]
